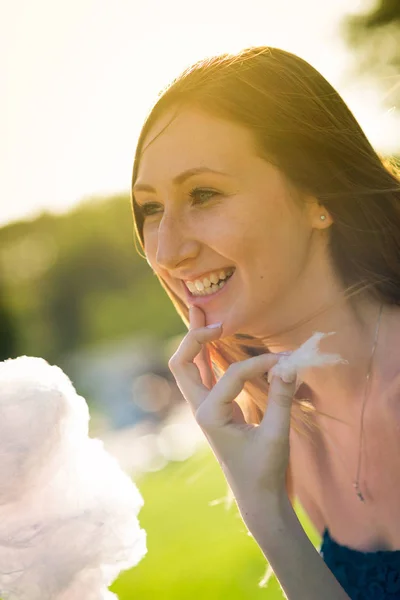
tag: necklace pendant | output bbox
[353,482,365,502]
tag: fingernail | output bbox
[206,322,222,329]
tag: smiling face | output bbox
[133,107,331,338]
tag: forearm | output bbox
[243,495,350,600]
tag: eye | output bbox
[136,187,218,218]
[137,202,163,217]
[189,188,218,205]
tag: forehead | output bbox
[136,108,259,184]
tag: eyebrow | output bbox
[132,167,230,194]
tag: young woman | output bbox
[130,47,400,599]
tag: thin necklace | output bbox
[353,302,383,502]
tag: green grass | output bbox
[110,448,320,599]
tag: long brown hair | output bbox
[130,46,400,427]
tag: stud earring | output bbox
[320,214,326,221]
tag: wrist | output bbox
[238,488,292,537]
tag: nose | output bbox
[155,211,200,270]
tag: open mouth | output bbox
[184,268,235,297]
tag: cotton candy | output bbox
[0,356,146,600]
[268,331,347,384]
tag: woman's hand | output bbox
[168,306,297,522]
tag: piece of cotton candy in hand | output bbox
[0,356,147,600]
[268,332,347,384]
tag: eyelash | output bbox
[138,188,219,217]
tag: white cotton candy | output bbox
[0,356,147,600]
[268,332,347,384]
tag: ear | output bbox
[305,196,333,230]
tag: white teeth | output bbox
[185,268,234,296]
[195,281,204,291]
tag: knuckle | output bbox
[187,327,200,341]
[271,392,293,408]
[226,362,242,378]
[195,401,218,431]
[194,404,211,429]
[168,354,180,373]
[182,329,200,348]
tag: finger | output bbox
[198,353,280,427]
[169,323,222,410]
[194,345,216,390]
[190,306,218,389]
[189,305,206,329]
[259,374,297,437]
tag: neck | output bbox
[263,295,385,407]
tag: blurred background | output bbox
[2,0,399,597]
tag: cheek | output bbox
[198,208,253,254]
[253,227,310,293]
[241,208,307,279]
[143,227,158,268]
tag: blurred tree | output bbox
[0,195,184,362]
[344,0,400,103]
[0,279,17,360]
[43,235,150,357]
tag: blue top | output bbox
[320,529,400,599]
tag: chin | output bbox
[209,314,249,340]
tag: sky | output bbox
[2,0,399,227]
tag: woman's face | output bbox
[133,108,324,338]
